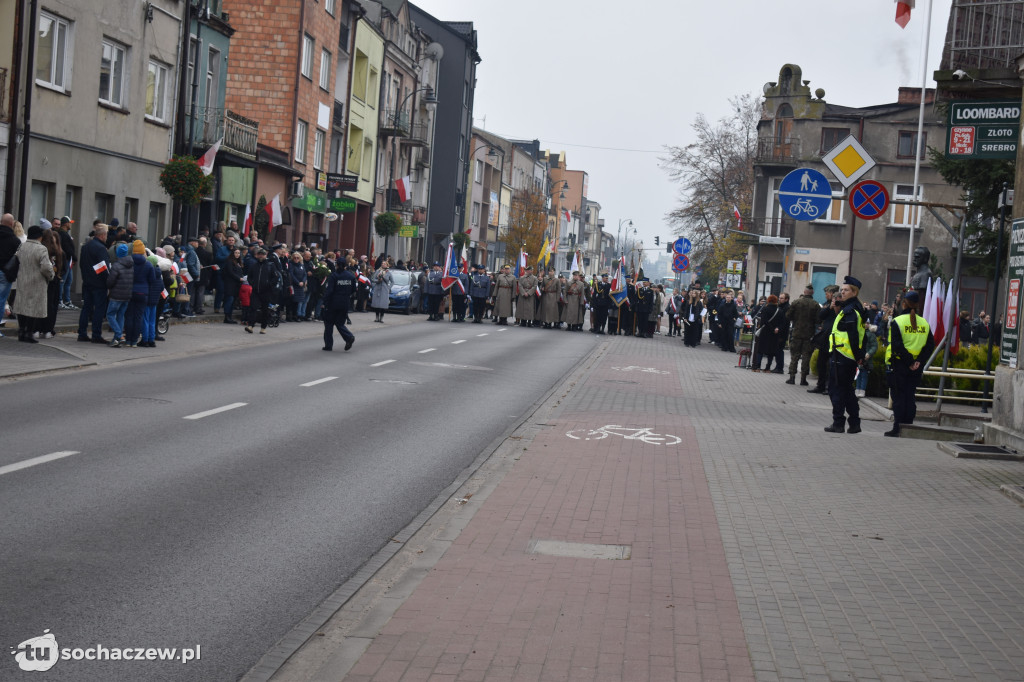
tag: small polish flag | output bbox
[210,264,220,271]
[180,270,194,284]
[161,289,169,300]
[535,285,542,298]
[266,193,283,227]
[357,272,371,285]
[895,0,914,28]
[562,209,571,223]
[92,261,108,274]
[198,138,222,176]
[171,262,179,275]
[733,205,742,229]
[242,203,253,237]
[395,175,411,203]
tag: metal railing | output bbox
[742,216,796,241]
[381,109,410,136]
[186,106,258,159]
[404,122,430,146]
[755,136,802,165]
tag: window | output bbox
[891,184,922,228]
[885,269,907,307]
[123,197,138,226]
[897,131,926,159]
[313,129,325,170]
[472,202,481,227]
[30,182,53,228]
[319,49,331,90]
[813,182,845,223]
[325,0,335,14]
[474,159,483,183]
[361,139,373,179]
[352,51,368,101]
[95,193,115,223]
[206,47,221,114]
[64,186,81,219]
[99,39,127,107]
[347,125,363,174]
[302,34,314,78]
[146,61,170,121]
[186,37,198,114]
[295,119,308,163]
[820,128,850,155]
[367,68,378,108]
[36,12,71,91]
[148,202,166,243]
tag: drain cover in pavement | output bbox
[936,442,1023,461]
[528,539,631,560]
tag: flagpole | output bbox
[904,0,933,288]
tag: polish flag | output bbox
[535,284,542,298]
[562,209,571,223]
[611,255,625,292]
[198,138,222,176]
[895,0,914,28]
[460,243,469,274]
[210,264,220,271]
[161,289,169,300]
[357,271,370,285]
[515,250,527,278]
[92,261,108,274]
[242,203,253,237]
[733,205,742,229]
[170,262,179,275]
[395,176,411,203]
[932,278,945,348]
[180,269,194,284]
[266,193,283,227]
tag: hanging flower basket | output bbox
[159,156,213,206]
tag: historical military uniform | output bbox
[425,265,444,320]
[469,266,491,323]
[825,276,866,434]
[493,268,516,324]
[591,275,611,334]
[540,272,561,327]
[516,268,539,326]
[564,276,586,330]
[786,286,820,385]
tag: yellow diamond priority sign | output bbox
[822,134,876,188]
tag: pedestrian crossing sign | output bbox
[821,134,876,188]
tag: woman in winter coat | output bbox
[371,261,393,323]
[105,242,135,346]
[681,289,704,347]
[285,252,307,322]
[12,225,55,342]
[754,295,784,372]
[37,228,64,338]
[143,254,164,345]
[221,248,244,324]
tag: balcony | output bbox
[380,109,410,137]
[333,100,344,130]
[387,188,409,209]
[416,147,431,168]
[412,206,427,224]
[402,123,431,147]
[744,217,796,241]
[755,136,802,167]
[186,106,258,160]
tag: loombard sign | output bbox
[947,100,1020,160]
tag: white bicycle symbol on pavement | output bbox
[565,425,682,446]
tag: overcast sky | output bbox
[413,0,954,262]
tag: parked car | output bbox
[388,269,420,314]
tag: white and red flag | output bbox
[92,261,108,274]
[733,205,742,229]
[895,0,914,28]
[357,271,371,285]
[515,250,527,277]
[266,194,283,227]
[562,209,571,223]
[161,289,169,300]
[197,138,222,176]
[395,176,412,203]
[460,242,469,274]
[180,269,194,284]
[242,203,253,237]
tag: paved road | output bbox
[0,319,598,681]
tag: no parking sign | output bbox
[848,180,890,220]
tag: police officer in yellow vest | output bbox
[825,276,867,434]
[884,289,935,437]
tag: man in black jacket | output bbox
[321,266,355,351]
[57,217,77,308]
[808,284,839,394]
[77,223,110,343]
[244,248,281,334]
[591,273,611,334]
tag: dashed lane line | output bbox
[184,402,248,420]
[0,451,80,477]
[300,377,338,387]
[370,360,396,367]
[452,340,466,345]
[418,348,436,354]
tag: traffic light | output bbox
[666,242,673,253]
[654,236,660,245]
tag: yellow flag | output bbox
[539,237,551,268]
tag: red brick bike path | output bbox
[343,405,754,682]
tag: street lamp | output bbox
[466,141,505,268]
[616,218,633,256]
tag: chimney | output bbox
[898,87,936,105]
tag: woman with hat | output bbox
[370,258,393,323]
[884,289,935,437]
[12,225,55,342]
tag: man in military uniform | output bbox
[634,278,653,337]
[425,262,444,321]
[516,265,539,327]
[591,273,611,334]
[451,267,470,322]
[564,272,586,331]
[620,275,636,334]
[786,283,819,386]
[469,264,491,323]
[825,276,867,434]
[706,288,721,346]
[492,264,515,325]
[808,284,839,393]
[540,267,561,328]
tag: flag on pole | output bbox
[515,250,527,277]
[931,278,945,347]
[460,241,469,275]
[535,284,542,298]
[197,138,222,176]
[610,255,628,307]
[395,175,412,203]
[942,277,958,353]
[266,193,283,227]
[570,251,580,273]
[92,261,108,274]
[442,240,462,291]
[538,237,551,268]
[895,0,914,28]
[562,209,571,223]
[733,205,742,229]
[242,203,253,237]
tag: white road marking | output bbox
[497,328,507,332]
[0,451,80,477]
[184,402,248,420]
[452,340,466,344]
[476,333,489,337]
[418,348,436,354]
[300,376,338,387]
[370,360,396,367]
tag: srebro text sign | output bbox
[947,100,1021,159]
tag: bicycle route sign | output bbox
[848,180,890,220]
[673,238,691,255]
[779,168,832,221]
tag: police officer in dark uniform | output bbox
[884,290,935,437]
[425,262,443,320]
[451,268,470,322]
[591,273,611,334]
[634,278,653,337]
[469,264,491,323]
[321,264,356,351]
[824,276,866,434]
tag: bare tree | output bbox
[501,188,549,269]
[662,94,760,278]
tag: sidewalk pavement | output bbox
[0,308,413,380]
[262,334,1024,682]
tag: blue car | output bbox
[388,269,420,314]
